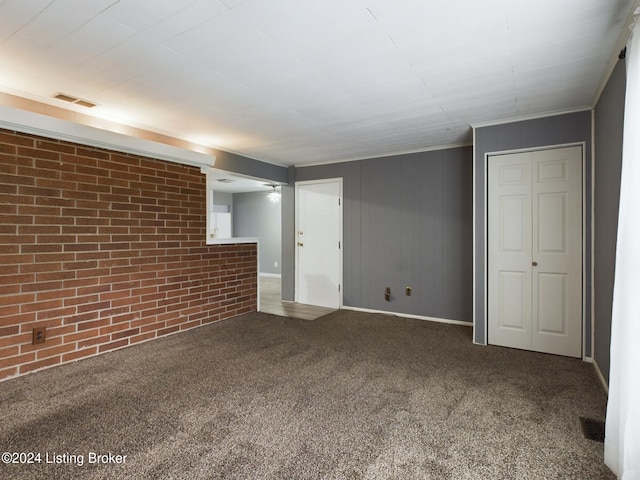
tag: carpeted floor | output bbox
[0,310,612,479]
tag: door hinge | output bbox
[338,241,341,249]
[338,284,341,292]
[338,198,341,206]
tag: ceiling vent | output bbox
[53,93,98,108]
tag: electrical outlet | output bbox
[385,287,391,302]
[32,326,46,345]
[406,286,412,296]
[274,261,278,268]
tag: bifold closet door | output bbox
[488,146,582,358]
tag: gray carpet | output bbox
[0,310,612,479]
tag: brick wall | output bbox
[0,128,258,381]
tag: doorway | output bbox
[295,179,343,309]
[487,145,583,358]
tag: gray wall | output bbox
[473,111,593,356]
[291,147,473,321]
[281,166,296,301]
[212,149,288,184]
[213,191,233,208]
[233,191,282,275]
[594,60,626,383]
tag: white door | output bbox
[488,146,582,358]
[296,180,342,308]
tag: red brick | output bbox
[0,367,18,380]
[22,281,64,293]
[36,307,76,321]
[34,142,76,155]
[63,329,98,344]
[98,338,128,353]
[19,356,60,374]
[0,312,35,327]
[62,347,97,363]
[21,244,62,254]
[21,299,62,313]
[48,324,76,337]
[18,147,60,162]
[36,288,76,306]
[100,323,130,336]
[1,173,34,187]
[180,320,201,330]
[0,235,35,245]
[0,345,19,358]
[37,342,76,360]
[67,311,98,327]
[18,205,60,216]
[64,243,99,252]
[0,352,35,370]
[20,335,63,353]
[140,322,163,333]
[77,318,109,331]
[20,262,63,274]
[129,332,156,344]
[77,301,110,314]
[158,325,180,336]
[64,294,99,307]
[111,328,140,341]
[0,293,35,307]
[78,334,110,349]
[0,325,20,337]
[0,128,258,381]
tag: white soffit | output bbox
[206,168,280,193]
[0,0,635,166]
[0,105,215,169]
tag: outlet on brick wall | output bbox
[0,128,258,381]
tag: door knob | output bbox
[532,261,538,266]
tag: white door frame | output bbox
[295,178,343,307]
[482,143,587,358]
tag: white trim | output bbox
[593,359,610,394]
[206,237,258,245]
[295,142,472,168]
[0,104,215,169]
[295,178,344,308]
[482,138,489,346]
[342,305,472,327]
[483,142,586,157]
[472,126,480,345]
[582,142,588,360]
[470,107,591,130]
[484,143,588,359]
[207,237,261,312]
[591,110,597,363]
[259,273,281,278]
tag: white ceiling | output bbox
[207,168,279,193]
[0,0,635,167]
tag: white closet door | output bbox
[488,146,582,358]
[488,153,534,351]
[530,147,582,357]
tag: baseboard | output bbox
[340,305,472,327]
[592,359,609,394]
[259,273,281,278]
